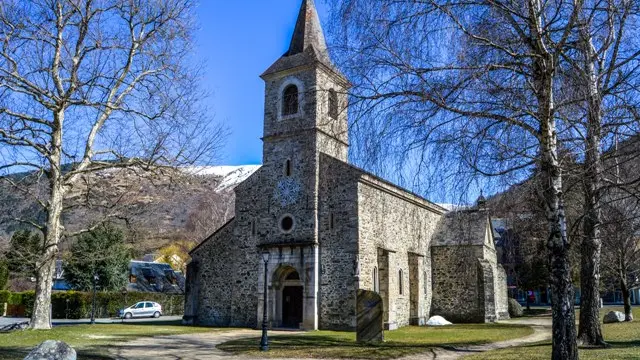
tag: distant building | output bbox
[127,260,185,294]
[52,260,71,291]
[52,259,185,294]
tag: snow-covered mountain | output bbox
[183,165,260,191]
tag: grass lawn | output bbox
[0,320,220,360]
[217,323,534,359]
[464,307,640,360]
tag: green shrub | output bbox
[2,290,184,319]
[0,290,10,304]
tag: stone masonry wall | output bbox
[356,174,443,329]
[318,155,360,330]
[495,264,510,319]
[431,245,485,323]
[188,219,259,327]
[482,238,509,320]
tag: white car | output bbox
[120,301,162,319]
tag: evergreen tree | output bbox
[0,259,8,290]
[64,224,131,292]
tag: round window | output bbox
[280,215,294,233]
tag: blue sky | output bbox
[195,1,329,166]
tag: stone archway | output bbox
[271,265,304,328]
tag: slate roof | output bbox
[431,209,491,246]
[261,0,345,80]
[127,260,185,294]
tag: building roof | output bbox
[127,260,185,294]
[321,153,448,214]
[431,209,492,246]
[261,0,345,80]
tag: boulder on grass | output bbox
[508,298,524,318]
[426,316,452,326]
[24,340,76,360]
[603,311,626,324]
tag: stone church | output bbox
[184,0,508,331]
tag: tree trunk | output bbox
[537,54,579,360]
[577,22,606,347]
[30,111,65,330]
[577,134,605,345]
[30,185,63,330]
[620,274,632,322]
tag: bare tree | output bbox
[601,197,640,321]
[330,0,585,358]
[556,0,640,345]
[0,0,223,329]
[185,189,235,244]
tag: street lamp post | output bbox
[90,273,99,325]
[260,249,270,351]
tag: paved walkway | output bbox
[111,329,297,360]
[111,318,552,360]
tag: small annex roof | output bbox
[262,0,345,80]
[431,209,492,247]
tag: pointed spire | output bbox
[286,0,328,57]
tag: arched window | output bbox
[328,89,338,119]
[373,267,379,293]
[282,85,299,116]
[284,159,291,176]
[398,269,404,295]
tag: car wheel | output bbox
[124,312,133,319]
[153,311,161,318]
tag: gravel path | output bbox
[111,318,552,360]
[421,318,552,359]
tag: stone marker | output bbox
[24,340,76,360]
[508,298,523,318]
[356,289,384,343]
[603,311,626,324]
[426,315,452,326]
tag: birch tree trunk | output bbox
[532,14,579,360]
[577,31,606,345]
[540,110,579,360]
[578,129,605,345]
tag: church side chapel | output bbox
[183,0,509,331]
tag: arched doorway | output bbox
[282,271,303,327]
[272,265,304,328]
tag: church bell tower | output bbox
[258,0,349,246]
[253,0,350,330]
[261,0,350,167]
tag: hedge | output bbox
[1,290,184,319]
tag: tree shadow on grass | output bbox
[218,335,489,359]
[600,340,640,349]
